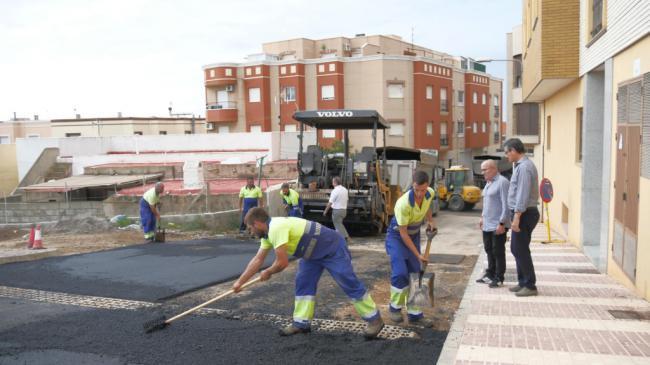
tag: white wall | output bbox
[15,138,60,180]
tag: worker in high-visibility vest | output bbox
[239,176,263,233]
[385,170,437,327]
[140,182,164,242]
[280,183,303,217]
[233,207,384,338]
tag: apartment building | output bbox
[203,34,503,166]
[50,116,207,137]
[0,117,51,144]
[514,0,650,299]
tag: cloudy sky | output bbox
[1,0,522,121]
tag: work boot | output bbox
[515,287,538,297]
[364,317,384,339]
[475,275,492,284]
[489,279,503,288]
[388,310,403,323]
[278,325,311,336]
[509,285,523,292]
[409,317,434,328]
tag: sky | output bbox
[0,0,522,121]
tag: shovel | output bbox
[407,228,437,308]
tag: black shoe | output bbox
[279,325,311,336]
[488,280,503,288]
[509,285,523,292]
[476,275,492,284]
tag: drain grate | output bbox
[608,310,650,320]
[0,286,418,340]
[557,268,600,274]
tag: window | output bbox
[0,136,10,144]
[426,122,433,135]
[284,86,296,102]
[218,125,230,134]
[134,131,143,136]
[440,88,448,112]
[389,122,404,136]
[246,68,252,76]
[576,108,583,162]
[546,115,552,150]
[482,93,486,105]
[457,120,465,136]
[493,122,500,143]
[318,64,325,73]
[27,134,40,138]
[249,87,261,103]
[441,123,448,146]
[457,91,464,105]
[493,95,499,106]
[513,55,522,88]
[250,125,262,133]
[280,66,287,75]
[255,66,261,75]
[290,65,296,73]
[225,68,232,77]
[473,122,477,134]
[426,86,433,100]
[285,124,297,132]
[328,63,336,72]
[322,129,336,138]
[209,69,215,78]
[321,85,335,100]
[473,92,478,104]
[388,83,404,99]
[591,0,604,37]
[482,122,487,133]
[159,131,167,135]
[185,130,192,134]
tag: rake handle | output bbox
[165,276,261,324]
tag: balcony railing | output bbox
[494,106,500,118]
[494,132,500,144]
[440,135,449,147]
[206,101,237,110]
[440,100,449,112]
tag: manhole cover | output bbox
[608,310,650,320]
[557,268,600,274]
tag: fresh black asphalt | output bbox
[0,239,274,301]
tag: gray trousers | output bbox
[331,209,349,239]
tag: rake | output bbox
[143,276,261,333]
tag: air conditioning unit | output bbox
[225,85,235,92]
[206,123,214,130]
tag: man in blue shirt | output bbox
[477,160,510,288]
[504,138,540,297]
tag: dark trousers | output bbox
[482,230,507,282]
[510,208,540,290]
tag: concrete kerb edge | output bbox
[0,221,58,229]
[126,209,239,221]
[436,249,485,365]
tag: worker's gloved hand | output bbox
[426,227,438,240]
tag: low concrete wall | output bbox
[0,201,105,224]
[147,210,241,233]
[102,193,239,217]
[203,160,298,180]
[84,164,183,179]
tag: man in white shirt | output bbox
[323,176,349,242]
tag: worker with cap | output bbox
[385,170,437,327]
[239,176,264,233]
[140,182,165,242]
[280,182,303,217]
[233,207,384,338]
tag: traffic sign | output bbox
[540,178,553,203]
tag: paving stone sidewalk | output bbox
[438,224,650,365]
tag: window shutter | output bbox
[628,80,643,125]
[617,85,628,124]
[642,73,650,179]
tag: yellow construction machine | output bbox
[437,165,481,211]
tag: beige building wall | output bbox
[0,121,52,143]
[0,144,19,196]
[488,79,503,154]
[607,35,650,299]
[51,119,206,137]
[541,78,584,245]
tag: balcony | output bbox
[493,106,500,118]
[440,135,449,147]
[494,132,500,144]
[440,100,449,113]
[206,102,238,123]
[512,103,540,144]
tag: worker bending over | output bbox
[139,182,164,242]
[385,171,437,327]
[280,183,303,217]
[233,207,384,338]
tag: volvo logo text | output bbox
[316,111,353,117]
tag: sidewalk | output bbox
[438,224,650,365]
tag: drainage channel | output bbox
[0,286,417,340]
